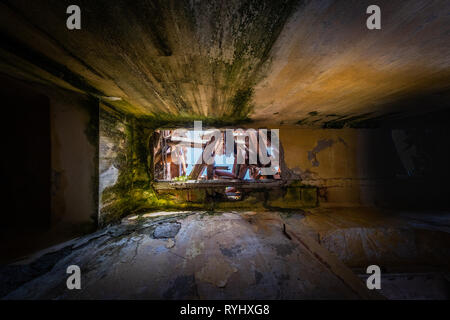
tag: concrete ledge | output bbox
[153,179,288,190]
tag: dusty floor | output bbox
[1,209,449,300]
[287,207,450,270]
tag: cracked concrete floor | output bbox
[1,211,383,300]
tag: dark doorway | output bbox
[0,75,51,261]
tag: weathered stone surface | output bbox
[0,1,448,124]
[3,209,448,299]
[165,239,175,249]
[153,222,181,239]
[1,211,379,300]
[286,207,450,269]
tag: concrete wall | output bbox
[97,111,450,225]
[279,126,450,208]
[98,112,322,224]
[0,75,98,261]
[98,104,131,225]
[49,89,98,229]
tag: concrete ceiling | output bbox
[1,0,449,126]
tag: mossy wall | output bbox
[98,106,316,225]
[99,104,191,225]
[100,104,450,226]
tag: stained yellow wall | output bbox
[279,126,399,206]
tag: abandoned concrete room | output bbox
[0,0,450,300]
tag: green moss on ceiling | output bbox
[3,0,449,127]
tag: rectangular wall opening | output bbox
[153,128,281,182]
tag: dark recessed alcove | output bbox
[0,75,51,260]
